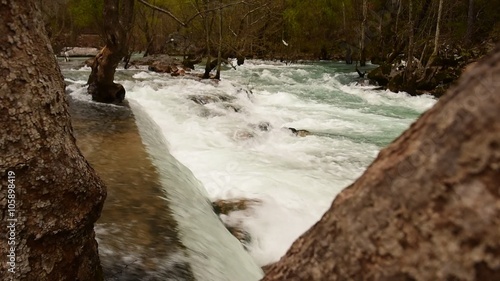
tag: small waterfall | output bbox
[130,100,264,281]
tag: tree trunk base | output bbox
[88,82,126,104]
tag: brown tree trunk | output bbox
[263,48,500,280]
[87,0,134,103]
[360,0,367,66]
[0,1,106,280]
[465,0,475,45]
[201,0,213,79]
[404,0,416,95]
[215,3,223,80]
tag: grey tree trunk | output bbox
[427,0,443,68]
[0,1,106,280]
[263,48,500,280]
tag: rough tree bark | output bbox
[263,48,500,280]
[0,1,106,280]
[87,0,134,103]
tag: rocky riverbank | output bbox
[368,41,496,97]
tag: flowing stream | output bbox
[62,59,436,278]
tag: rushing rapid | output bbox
[62,59,436,271]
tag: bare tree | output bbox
[465,0,475,45]
[87,0,134,103]
[360,0,367,66]
[427,0,444,68]
[215,1,223,80]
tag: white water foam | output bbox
[63,61,436,268]
[124,61,436,266]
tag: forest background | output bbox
[42,0,499,96]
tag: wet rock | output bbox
[182,57,201,69]
[226,225,252,247]
[237,56,245,66]
[285,127,311,137]
[149,61,175,73]
[131,54,192,74]
[233,130,255,140]
[223,103,241,112]
[212,198,261,246]
[257,122,271,132]
[367,63,391,86]
[171,68,186,77]
[188,94,235,105]
[212,198,261,215]
[262,263,276,275]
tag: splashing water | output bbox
[63,59,436,269]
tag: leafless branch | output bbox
[137,0,247,27]
[136,0,187,26]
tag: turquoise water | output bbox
[62,59,436,271]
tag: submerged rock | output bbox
[149,61,176,73]
[257,122,272,132]
[285,127,311,137]
[212,198,262,246]
[233,130,255,140]
[188,94,235,105]
[212,198,261,215]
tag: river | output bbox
[62,59,436,279]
